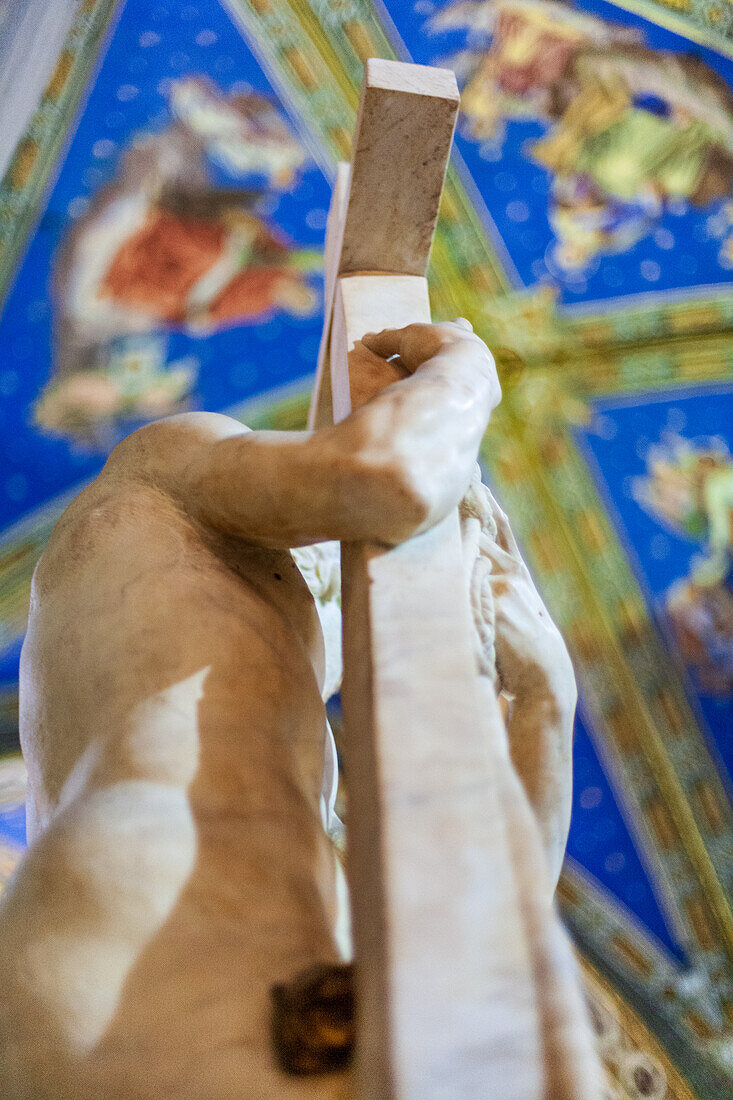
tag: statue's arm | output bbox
[482,495,576,890]
[104,321,500,548]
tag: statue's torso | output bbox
[15,471,347,1100]
[22,472,328,824]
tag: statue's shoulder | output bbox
[33,411,255,599]
[33,470,177,599]
[111,411,253,461]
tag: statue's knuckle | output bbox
[395,462,430,522]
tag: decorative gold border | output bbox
[560,860,731,1095]
[0,0,122,307]
[579,951,703,1100]
[604,0,733,54]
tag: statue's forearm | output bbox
[104,412,426,548]
[105,341,496,549]
[348,343,498,534]
[506,681,576,891]
[193,420,435,546]
[468,482,576,890]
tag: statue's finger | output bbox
[492,510,517,555]
[495,512,524,561]
[478,535,517,575]
[361,329,403,358]
[482,487,521,557]
[362,324,442,370]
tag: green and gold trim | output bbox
[0,0,122,307]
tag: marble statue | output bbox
[0,319,578,1099]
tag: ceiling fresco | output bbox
[578,387,733,778]
[0,1,731,1096]
[391,0,733,305]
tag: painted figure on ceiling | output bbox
[431,0,733,272]
[168,76,306,187]
[35,78,318,445]
[534,48,733,269]
[633,435,733,695]
[431,0,638,141]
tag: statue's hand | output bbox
[353,321,501,541]
[362,318,500,404]
[481,491,576,709]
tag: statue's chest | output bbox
[209,535,325,666]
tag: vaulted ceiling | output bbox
[0,2,731,1095]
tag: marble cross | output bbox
[307,59,578,1099]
